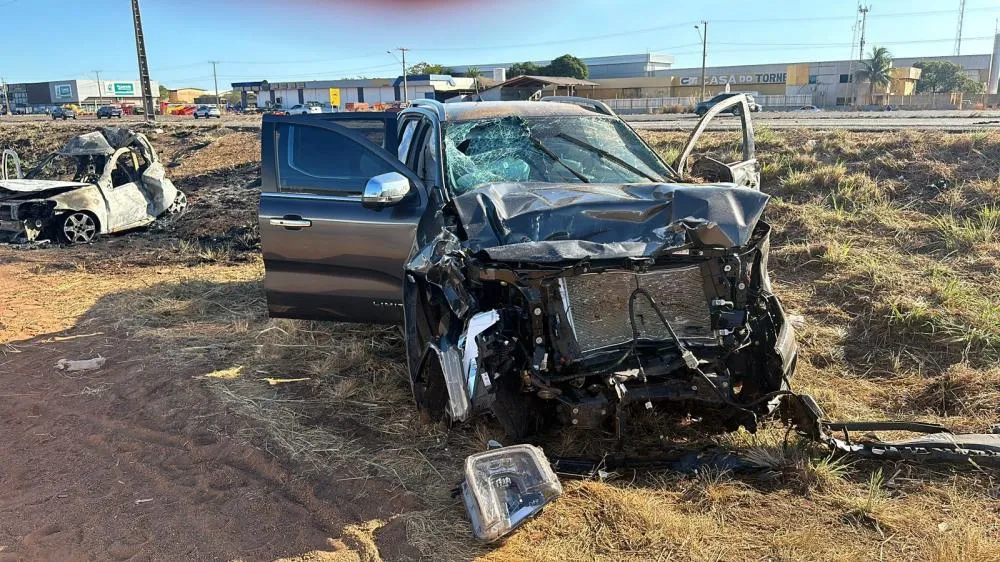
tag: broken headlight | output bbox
[461,444,562,542]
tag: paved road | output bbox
[623,110,1000,131]
[4,109,1000,131]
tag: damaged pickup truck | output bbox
[0,127,187,243]
[259,95,794,437]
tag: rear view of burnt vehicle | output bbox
[258,95,795,438]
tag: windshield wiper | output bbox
[529,136,590,183]
[555,133,660,183]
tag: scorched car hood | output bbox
[0,179,90,201]
[452,182,771,262]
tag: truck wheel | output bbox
[61,212,98,244]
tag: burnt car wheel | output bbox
[167,191,188,215]
[61,212,98,244]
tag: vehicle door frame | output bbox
[260,112,430,323]
[97,147,152,231]
[673,94,758,189]
[2,149,21,180]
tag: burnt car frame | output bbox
[258,95,796,438]
[0,128,187,244]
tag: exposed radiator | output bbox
[561,266,715,354]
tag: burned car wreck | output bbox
[0,127,186,243]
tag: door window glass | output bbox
[276,123,394,196]
[397,120,418,162]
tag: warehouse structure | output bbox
[449,53,675,79]
[231,75,479,110]
[4,79,160,113]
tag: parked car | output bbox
[694,92,761,116]
[52,107,76,120]
[96,106,124,119]
[266,105,289,116]
[257,95,796,441]
[791,105,822,113]
[0,128,186,244]
[286,103,323,115]
[193,105,221,119]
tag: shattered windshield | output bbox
[443,115,674,194]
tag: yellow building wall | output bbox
[786,64,810,86]
[168,89,206,104]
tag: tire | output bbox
[60,212,98,244]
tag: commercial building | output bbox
[449,53,674,80]
[5,79,160,112]
[231,75,479,110]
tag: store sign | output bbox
[54,84,73,99]
[106,82,135,96]
[679,73,787,86]
[329,87,341,106]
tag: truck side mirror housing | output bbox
[362,171,411,209]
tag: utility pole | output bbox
[131,0,156,121]
[856,4,871,106]
[954,0,966,56]
[696,21,708,102]
[210,61,222,113]
[388,49,410,102]
[94,70,103,111]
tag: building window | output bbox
[357,87,365,103]
[839,74,850,83]
[808,75,818,85]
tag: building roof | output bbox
[442,100,597,121]
[501,75,600,87]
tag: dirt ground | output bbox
[1,123,998,561]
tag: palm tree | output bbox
[466,67,482,94]
[855,47,893,105]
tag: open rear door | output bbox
[674,94,759,189]
[259,113,427,324]
[2,149,21,180]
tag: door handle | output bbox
[270,217,312,229]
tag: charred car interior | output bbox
[0,127,187,244]
[258,95,998,541]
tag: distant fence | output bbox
[601,97,698,114]
[599,94,815,114]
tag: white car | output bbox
[193,105,221,119]
[286,103,323,115]
[792,105,822,113]
[0,129,186,244]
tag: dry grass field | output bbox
[1,123,997,561]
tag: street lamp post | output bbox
[387,48,408,103]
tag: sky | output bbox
[1,0,999,91]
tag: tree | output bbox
[465,67,482,93]
[854,46,893,104]
[913,60,985,94]
[407,62,454,75]
[158,85,170,100]
[541,54,588,79]
[507,61,540,77]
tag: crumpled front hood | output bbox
[452,182,770,262]
[0,179,90,201]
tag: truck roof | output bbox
[442,101,599,122]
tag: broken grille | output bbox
[561,266,715,354]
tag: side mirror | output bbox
[362,171,411,209]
